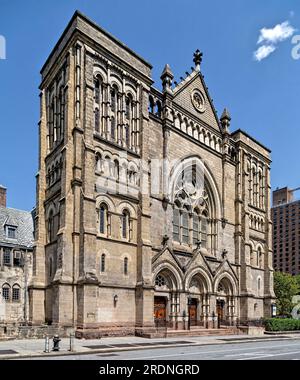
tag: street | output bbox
[19,337,300,361]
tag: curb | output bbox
[2,335,300,360]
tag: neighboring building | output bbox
[0,185,34,324]
[272,187,300,275]
[30,11,275,337]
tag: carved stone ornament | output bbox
[191,89,206,113]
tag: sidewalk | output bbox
[0,333,299,359]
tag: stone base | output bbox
[75,326,136,339]
[0,324,74,340]
[238,326,265,336]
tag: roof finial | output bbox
[220,108,231,132]
[160,64,174,94]
[193,49,203,71]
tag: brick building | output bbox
[29,11,275,337]
[0,186,33,324]
[272,187,300,275]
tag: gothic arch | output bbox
[214,272,238,295]
[185,267,213,293]
[153,261,183,291]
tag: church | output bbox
[29,11,275,337]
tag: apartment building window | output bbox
[6,226,17,239]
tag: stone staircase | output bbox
[146,327,240,338]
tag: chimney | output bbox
[0,185,7,207]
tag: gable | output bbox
[173,72,221,132]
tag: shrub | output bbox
[264,318,300,332]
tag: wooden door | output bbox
[216,300,225,325]
[154,297,167,326]
[188,299,197,326]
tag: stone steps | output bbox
[166,328,239,337]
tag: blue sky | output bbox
[0,0,300,210]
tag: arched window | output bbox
[2,284,10,301]
[257,278,261,296]
[122,210,130,239]
[125,95,132,120]
[101,254,106,273]
[155,101,162,117]
[57,86,65,141]
[155,274,167,287]
[94,107,100,132]
[124,257,128,275]
[125,124,130,147]
[148,96,155,113]
[250,245,255,266]
[94,76,102,133]
[114,160,119,180]
[99,203,108,235]
[111,116,116,141]
[95,154,103,173]
[182,210,189,244]
[49,97,55,149]
[173,207,180,242]
[47,210,54,243]
[111,87,117,112]
[192,212,200,246]
[201,212,208,248]
[12,284,20,302]
[258,247,263,268]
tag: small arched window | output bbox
[111,116,116,141]
[125,95,132,119]
[125,124,130,147]
[94,77,101,104]
[12,284,20,302]
[94,107,100,132]
[2,284,10,301]
[124,257,128,275]
[111,87,117,112]
[99,203,108,235]
[101,253,106,273]
[47,210,54,243]
[257,278,261,296]
[122,210,130,239]
[114,160,120,180]
[148,96,155,113]
[258,247,263,268]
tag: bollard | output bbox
[69,332,75,352]
[52,334,61,351]
[44,336,50,353]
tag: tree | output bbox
[274,272,300,316]
[295,275,300,293]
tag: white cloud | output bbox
[257,21,295,44]
[254,45,276,61]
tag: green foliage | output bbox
[265,318,300,332]
[274,272,300,316]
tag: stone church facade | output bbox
[29,11,275,337]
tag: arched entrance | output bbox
[153,269,180,329]
[215,277,236,326]
[187,272,211,328]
